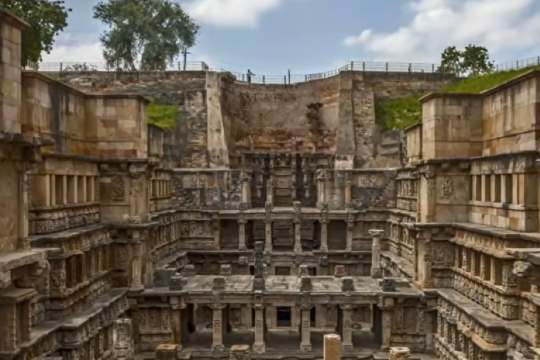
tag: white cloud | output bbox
[343,0,540,62]
[41,41,105,64]
[185,0,282,27]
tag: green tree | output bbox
[462,44,494,76]
[0,0,70,66]
[440,46,463,75]
[94,0,199,71]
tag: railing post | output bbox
[385,62,389,72]
[408,63,412,73]
[263,75,266,84]
[288,69,291,84]
[362,61,366,72]
[284,75,287,84]
[432,64,435,73]
[350,61,354,71]
[59,62,63,72]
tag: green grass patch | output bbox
[443,66,540,94]
[375,96,422,130]
[147,102,180,129]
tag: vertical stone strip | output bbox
[300,305,312,352]
[369,229,384,278]
[253,304,266,353]
[211,305,226,352]
[340,305,354,352]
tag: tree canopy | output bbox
[0,0,70,67]
[440,45,494,77]
[94,0,199,71]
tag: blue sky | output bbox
[42,0,540,75]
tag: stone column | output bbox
[344,176,352,209]
[253,304,266,353]
[213,215,221,250]
[345,214,354,252]
[241,172,251,208]
[131,240,144,289]
[389,347,410,360]
[320,204,329,252]
[316,170,326,208]
[294,201,302,253]
[300,305,312,352]
[380,298,394,350]
[265,202,272,252]
[212,304,226,352]
[320,219,328,252]
[340,305,354,352]
[238,216,247,251]
[170,297,184,349]
[369,229,384,278]
[113,318,134,360]
[324,334,342,360]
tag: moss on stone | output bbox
[147,102,180,129]
[375,96,422,130]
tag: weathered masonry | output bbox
[2,8,540,360]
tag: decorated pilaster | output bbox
[264,202,272,252]
[253,303,266,353]
[211,304,226,352]
[113,318,134,360]
[241,171,251,208]
[293,201,303,253]
[316,169,327,208]
[345,213,354,252]
[169,297,185,349]
[300,304,312,352]
[340,305,354,352]
[369,229,384,278]
[379,297,394,350]
[320,203,329,252]
[238,211,247,250]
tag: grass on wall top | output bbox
[442,66,540,94]
[147,102,180,129]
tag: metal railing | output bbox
[31,60,449,85]
[494,56,540,72]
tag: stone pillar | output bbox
[369,229,384,278]
[389,347,410,360]
[324,334,342,360]
[241,172,251,208]
[170,297,184,349]
[212,305,226,352]
[344,176,352,209]
[131,240,144,289]
[300,305,312,352]
[265,202,272,252]
[238,216,247,251]
[334,172,344,209]
[113,318,134,360]
[253,304,266,353]
[380,298,394,350]
[316,170,326,208]
[213,215,221,250]
[294,201,302,253]
[340,305,354,352]
[320,204,329,252]
[345,214,354,252]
